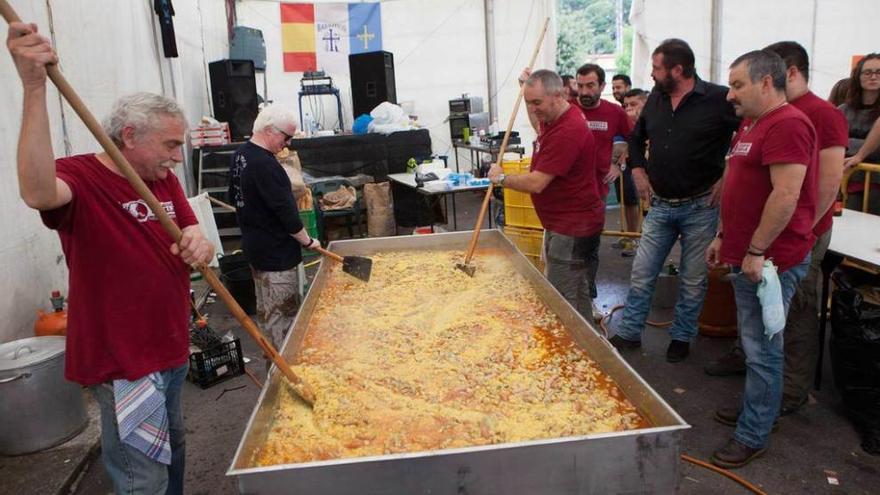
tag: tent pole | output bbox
[484,0,497,123]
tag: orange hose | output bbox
[244,367,264,389]
[681,454,768,495]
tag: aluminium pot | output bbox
[0,336,87,455]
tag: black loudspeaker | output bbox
[208,59,258,141]
[349,51,396,118]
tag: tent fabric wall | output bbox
[630,0,880,98]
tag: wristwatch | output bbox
[494,173,507,186]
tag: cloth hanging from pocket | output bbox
[757,260,785,339]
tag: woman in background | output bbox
[828,77,850,106]
[839,54,880,213]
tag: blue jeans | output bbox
[616,194,718,342]
[90,364,188,495]
[733,255,809,449]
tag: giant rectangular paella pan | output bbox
[228,230,689,494]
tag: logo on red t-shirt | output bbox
[729,141,752,157]
[121,199,177,223]
[588,120,609,132]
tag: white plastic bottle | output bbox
[489,118,499,136]
[303,112,314,137]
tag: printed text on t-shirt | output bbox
[121,199,177,223]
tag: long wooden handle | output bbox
[313,246,344,263]
[207,195,236,212]
[0,2,315,405]
[463,17,550,265]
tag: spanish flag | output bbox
[280,3,316,72]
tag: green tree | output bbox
[556,0,632,74]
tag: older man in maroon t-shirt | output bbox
[707,42,848,417]
[489,70,603,323]
[705,50,817,469]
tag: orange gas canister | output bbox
[34,290,68,337]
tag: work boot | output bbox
[704,347,746,376]
[666,340,690,363]
[714,405,779,432]
[780,395,808,416]
[609,334,642,350]
[711,439,766,469]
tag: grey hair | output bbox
[730,50,787,90]
[102,93,186,146]
[252,103,298,134]
[524,69,565,97]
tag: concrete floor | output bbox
[6,190,879,494]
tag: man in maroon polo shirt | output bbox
[706,42,848,417]
[574,63,633,321]
[488,70,603,323]
[705,49,817,468]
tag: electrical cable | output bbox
[599,304,672,338]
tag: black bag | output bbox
[830,269,880,455]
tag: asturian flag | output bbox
[281,2,383,74]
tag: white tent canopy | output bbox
[630,0,879,97]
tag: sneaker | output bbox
[666,340,690,363]
[711,439,766,469]
[611,238,627,249]
[591,302,605,322]
[609,334,642,350]
[704,347,746,376]
[714,405,779,432]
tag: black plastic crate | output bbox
[187,338,245,389]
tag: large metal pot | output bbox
[0,336,87,455]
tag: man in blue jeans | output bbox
[706,49,818,468]
[8,22,214,494]
[610,39,739,362]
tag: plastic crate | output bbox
[187,338,245,389]
[300,208,318,234]
[502,159,543,229]
[503,225,545,272]
[299,209,320,258]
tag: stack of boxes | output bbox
[501,158,544,271]
[190,122,231,148]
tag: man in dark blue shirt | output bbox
[230,104,319,362]
[610,38,740,363]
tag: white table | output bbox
[827,209,880,266]
[817,209,880,388]
[387,173,493,231]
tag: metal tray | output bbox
[228,230,689,494]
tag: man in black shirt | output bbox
[230,104,319,363]
[610,38,739,362]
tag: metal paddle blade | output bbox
[342,255,373,282]
[455,262,476,277]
